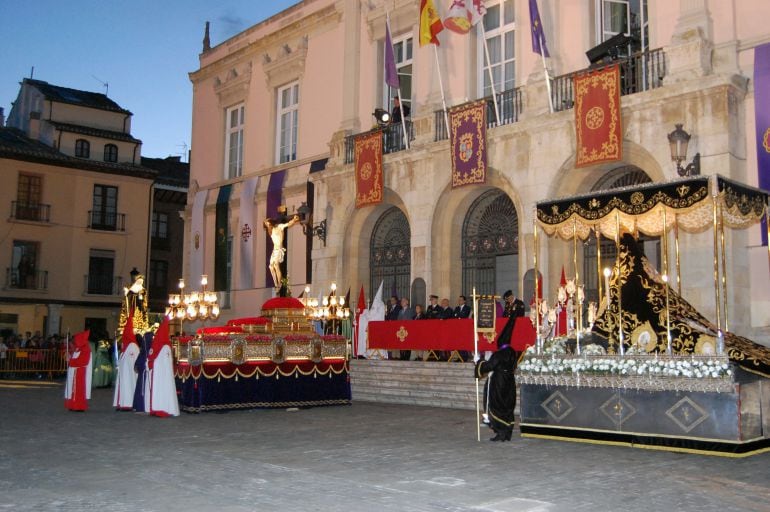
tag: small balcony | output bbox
[5,268,48,291]
[84,274,123,296]
[344,121,415,164]
[88,210,126,232]
[435,86,523,142]
[10,201,51,223]
[551,47,667,112]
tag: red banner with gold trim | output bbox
[450,100,487,188]
[355,131,383,208]
[574,64,622,167]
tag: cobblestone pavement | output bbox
[1,380,769,512]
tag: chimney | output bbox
[28,111,41,140]
[0,107,5,127]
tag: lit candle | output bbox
[603,267,611,307]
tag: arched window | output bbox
[582,165,655,303]
[370,207,411,300]
[75,139,90,158]
[104,144,118,163]
[462,190,519,296]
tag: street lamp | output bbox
[667,124,700,177]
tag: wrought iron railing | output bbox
[344,121,415,164]
[84,274,123,295]
[10,201,50,222]
[88,210,126,231]
[551,47,667,112]
[435,86,523,142]
[5,268,48,290]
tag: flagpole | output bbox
[386,12,409,150]
[479,23,501,126]
[539,32,554,113]
[433,44,450,135]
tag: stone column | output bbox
[665,0,714,82]
[338,0,361,133]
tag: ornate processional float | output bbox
[519,174,770,456]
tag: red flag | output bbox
[556,266,568,336]
[419,0,445,46]
[148,318,170,370]
[120,309,135,352]
[354,131,383,208]
[574,64,622,167]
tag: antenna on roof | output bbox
[30,66,35,79]
[177,142,189,163]
[91,75,109,96]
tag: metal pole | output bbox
[533,217,541,354]
[615,211,624,356]
[479,23,501,125]
[712,193,722,333]
[473,286,480,442]
[719,203,728,332]
[539,32,554,113]
[433,44,450,135]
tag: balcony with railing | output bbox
[344,121,415,164]
[551,48,667,112]
[88,210,126,232]
[10,201,51,223]
[84,274,123,296]
[435,87,523,142]
[5,268,48,291]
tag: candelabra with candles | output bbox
[166,275,220,330]
[304,282,350,334]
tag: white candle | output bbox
[603,267,611,307]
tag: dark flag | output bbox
[529,0,549,57]
[214,184,232,291]
[754,43,770,245]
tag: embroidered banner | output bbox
[354,131,383,208]
[189,190,208,284]
[754,42,770,245]
[214,185,232,292]
[574,64,622,168]
[450,100,487,188]
[238,176,259,290]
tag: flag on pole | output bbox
[529,0,550,57]
[444,0,486,35]
[419,0,445,46]
[385,21,400,88]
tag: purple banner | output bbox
[265,170,286,285]
[450,101,487,188]
[755,43,770,245]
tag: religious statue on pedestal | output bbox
[264,205,300,290]
[119,268,150,334]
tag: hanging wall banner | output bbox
[215,185,232,292]
[754,42,770,245]
[574,64,622,168]
[265,170,286,286]
[355,131,383,208]
[238,176,259,290]
[450,100,487,188]
[190,190,209,284]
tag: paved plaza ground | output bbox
[1,379,769,512]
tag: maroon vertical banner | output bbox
[355,131,383,208]
[450,100,487,188]
[574,64,622,168]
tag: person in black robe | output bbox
[132,332,152,412]
[474,315,519,441]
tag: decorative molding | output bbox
[262,37,308,88]
[213,62,252,107]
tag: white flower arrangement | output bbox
[517,354,732,380]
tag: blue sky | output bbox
[0,0,300,160]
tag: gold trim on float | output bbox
[520,433,770,458]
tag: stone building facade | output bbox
[187,0,770,343]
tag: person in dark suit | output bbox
[426,295,442,319]
[439,298,455,319]
[414,304,427,320]
[503,290,525,318]
[386,295,401,321]
[454,295,471,318]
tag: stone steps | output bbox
[350,359,480,410]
